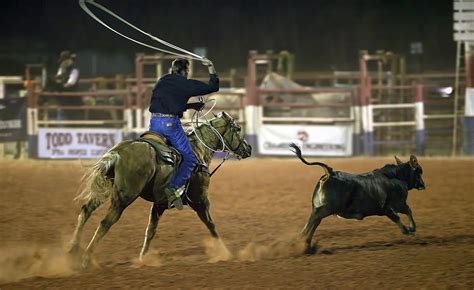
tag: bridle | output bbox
[192,116,245,159]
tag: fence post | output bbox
[134,54,144,137]
[26,82,38,158]
[244,51,260,156]
[415,84,425,155]
[361,77,374,156]
[352,88,362,156]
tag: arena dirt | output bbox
[0,158,473,288]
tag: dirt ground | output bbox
[0,157,473,289]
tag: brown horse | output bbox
[68,112,252,268]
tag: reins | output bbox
[189,105,244,176]
[209,152,230,177]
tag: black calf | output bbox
[289,143,425,252]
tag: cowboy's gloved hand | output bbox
[201,58,213,67]
[186,102,205,111]
[201,58,216,74]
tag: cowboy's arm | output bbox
[64,68,79,87]
[186,59,219,96]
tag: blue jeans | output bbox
[149,116,198,188]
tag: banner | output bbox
[258,124,353,156]
[0,97,27,142]
[38,128,122,159]
[465,88,474,116]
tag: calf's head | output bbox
[394,155,425,190]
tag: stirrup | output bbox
[164,187,184,210]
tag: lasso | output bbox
[79,0,203,60]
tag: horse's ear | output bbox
[394,156,403,165]
[221,111,231,119]
[409,155,418,168]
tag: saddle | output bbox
[137,131,181,165]
[136,131,210,175]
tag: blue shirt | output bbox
[149,73,219,117]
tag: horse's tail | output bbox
[75,151,119,206]
[289,143,334,176]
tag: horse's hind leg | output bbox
[139,204,166,261]
[301,206,332,254]
[81,199,127,269]
[68,199,103,253]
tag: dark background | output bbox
[0,0,455,78]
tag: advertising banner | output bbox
[465,88,474,116]
[38,128,122,159]
[0,97,27,142]
[258,124,353,156]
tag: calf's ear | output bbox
[394,156,403,165]
[409,155,419,168]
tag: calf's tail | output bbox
[289,143,334,176]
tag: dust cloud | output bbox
[0,244,77,283]
[203,237,233,263]
[237,234,308,262]
[131,249,162,268]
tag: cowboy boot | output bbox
[164,186,184,210]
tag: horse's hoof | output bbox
[303,245,317,255]
[81,257,90,270]
[67,243,79,254]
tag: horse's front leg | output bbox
[191,199,234,262]
[139,204,166,261]
[191,200,218,238]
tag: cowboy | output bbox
[149,58,219,210]
[51,50,80,91]
[41,50,81,120]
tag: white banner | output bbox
[258,124,353,156]
[466,88,474,116]
[38,128,122,159]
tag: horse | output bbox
[68,112,252,268]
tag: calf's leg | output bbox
[301,206,332,253]
[399,205,416,233]
[386,209,412,235]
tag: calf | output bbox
[289,143,425,252]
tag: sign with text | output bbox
[258,124,353,156]
[0,97,27,142]
[38,128,122,159]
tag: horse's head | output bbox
[208,112,252,159]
